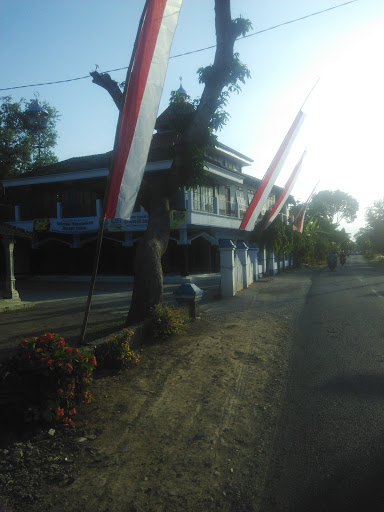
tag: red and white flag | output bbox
[297,207,307,232]
[104,0,183,220]
[263,150,306,230]
[292,180,319,230]
[240,109,306,231]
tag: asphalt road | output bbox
[262,255,384,511]
[0,277,221,357]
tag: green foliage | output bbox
[251,214,288,255]
[149,304,189,339]
[94,329,140,370]
[310,189,359,225]
[198,52,251,96]
[0,96,59,179]
[355,198,384,256]
[1,333,96,428]
[167,91,217,189]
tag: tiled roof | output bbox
[0,222,32,239]
[23,152,113,177]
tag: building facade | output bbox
[0,102,292,278]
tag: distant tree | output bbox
[362,198,384,254]
[309,189,359,226]
[0,96,59,179]
[355,226,374,255]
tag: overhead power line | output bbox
[0,0,358,92]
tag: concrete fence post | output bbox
[269,252,276,276]
[236,241,250,289]
[219,239,236,298]
[248,243,259,282]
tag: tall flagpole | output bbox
[80,1,150,344]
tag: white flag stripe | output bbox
[240,109,306,231]
[263,150,306,230]
[114,0,182,220]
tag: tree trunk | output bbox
[91,0,249,323]
[127,193,170,324]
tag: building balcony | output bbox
[4,191,288,235]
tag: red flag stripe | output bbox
[105,1,167,219]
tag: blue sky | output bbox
[2,0,384,236]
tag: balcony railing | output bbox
[193,196,214,213]
[218,199,237,217]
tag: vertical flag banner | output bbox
[292,180,319,229]
[104,0,183,220]
[240,109,306,231]
[263,150,306,230]
[297,207,307,232]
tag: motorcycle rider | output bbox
[340,249,347,265]
[327,251,337,268]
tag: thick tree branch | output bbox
[90,71,124,111]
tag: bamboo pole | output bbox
[80,1,150,343]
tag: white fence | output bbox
[219,240,291,298]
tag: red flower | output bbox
[55,407,64,418]
[35,348,43,352]
[64,346,73,353]
[63,416,75,427]
[46,359,54,366]
[83,391,92,403]
[65,363,73,373]
[92,356,97,367]
[41,333,54,343]
[69,408,76,416]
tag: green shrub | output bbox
[149,304,189,339]
[94,329,140,370]
[1,333,96,428]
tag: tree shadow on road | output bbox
[321,374,384,397]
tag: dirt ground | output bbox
[0,270,314,512]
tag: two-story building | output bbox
[0,94,292,278]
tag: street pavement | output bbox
[262,255,384,511]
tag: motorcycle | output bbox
[328,259,337,271]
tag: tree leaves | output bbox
[0,96,59,179]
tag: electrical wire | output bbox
[0,0,358,92]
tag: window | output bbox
[193,185,214,212]
[236,187,247,218]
